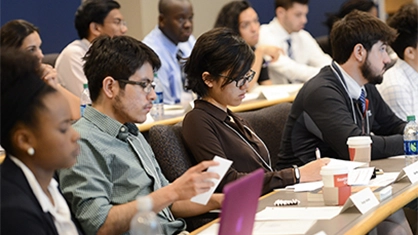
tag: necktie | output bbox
[176,49,187,91]
[359,89,366,113]
[286,38,293,59]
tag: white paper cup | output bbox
[346,136,372,164]
[320,164,348,187]
[320,165,350,206]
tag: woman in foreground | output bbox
[0,48,82,234]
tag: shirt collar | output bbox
[9,156,78,234]
[9,156,58,213]
[82,105,126,138]
[194,100,243,123]
[155,26,180,57]
[81,38,92,48]
[334,62,365,99]
[271,17,291,39]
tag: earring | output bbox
[27,147,35,156]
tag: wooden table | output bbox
[191,157,418,235]
[138,95,296,132]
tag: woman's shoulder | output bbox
[183,107,213,125]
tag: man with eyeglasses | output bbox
[143,0,196,105]
[58,35,223,235]
[56,0,128,97]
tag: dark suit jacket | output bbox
[1,156,82,235]
[277,64,406,169]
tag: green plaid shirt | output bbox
[59,106,185,235]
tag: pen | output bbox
[262,61,270,68]
[315,148,321,159]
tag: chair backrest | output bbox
[237,102,292,167]
[315,35,332,56]
[148,123,217,231]
[148,122,196,182]
[42,53,59,67]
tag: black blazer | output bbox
[1,157,83,235]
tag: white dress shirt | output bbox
[377,59,418,121]
[55,38,91,97]
[258,17,332,84]
[335,62,364,100]
[9,156,78,235]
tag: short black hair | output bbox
[387,3,418,60]
[325,0,377,32]
[83,35,161,102]
[74,0,121,39]
[158,0,190,14]
[0,19,39,48]
[275,0,309,10]
[0,48,56,154]
[184,27,254,98]
[330,10,396,64]
[214,1,251,36]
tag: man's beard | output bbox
[360,58,384,85]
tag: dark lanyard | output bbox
[330,61,370,134]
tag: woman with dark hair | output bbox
[182,27,328,195]
[1,19,81,120]
[0,48,82,234]
[214,0,282,90]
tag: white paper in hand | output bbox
[191,156,232,205]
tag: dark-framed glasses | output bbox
[113,19,127,29]
[118,79,155,93]
[219,69,256,87]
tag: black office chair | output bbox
[148,123,218,232]
[237,102,292,168]
[315,35,332,56]
[42,53,59,67]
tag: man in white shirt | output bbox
[143,0,196,105]
[258,0,331,84]
[377,3,418,121]
[55,0,127,97]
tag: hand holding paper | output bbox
[170,159,220,201]
[191,156,232,205]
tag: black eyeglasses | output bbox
[218,69,256,87]
[118,79,155,93]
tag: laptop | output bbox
[218,168,264,235]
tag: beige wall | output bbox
[118,0,232,41]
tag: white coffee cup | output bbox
[320,164,348,187]
[346,136,372,164]
[320,164,351,206]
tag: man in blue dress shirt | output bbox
[143,0,196,105]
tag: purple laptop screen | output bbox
[218,168,264,235]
